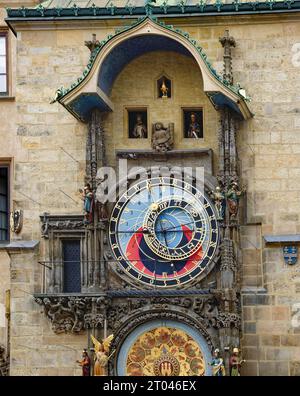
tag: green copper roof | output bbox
[6,0,300,19]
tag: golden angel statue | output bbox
[90,334,114,376]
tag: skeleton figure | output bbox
[210,186,226,220]
[152,122,174,153]
[90,334,114,376]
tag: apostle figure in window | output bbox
[132,113,147,138]
[76,349,91,376]
[187,112,201,138]
[80,183,94,224]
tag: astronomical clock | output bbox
[34,16,244,378]
[105,172,225,376]
[109,176,219,288]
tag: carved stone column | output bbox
[219,30,236,85]
[85,108,107,292]
[216,31,243,360]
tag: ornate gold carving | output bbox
[126,327,205,376]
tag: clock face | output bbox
[109,177,219,287]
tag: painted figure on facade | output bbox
[210,186,226,220]
[91,334,114,376]
[80,184,94,224]
[210,348,226,376]
[76,349,91,376]
[226,182,245,220]
[187,113,201,138]
[152,122,174,152]
[132,114,147,138]
[229,347,245,376]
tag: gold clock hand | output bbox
[163,221,195,232]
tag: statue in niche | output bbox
[76,349,91,376]
[152,122,174,153]
[157,75,171,98]
[226,182,245,221]
[229,347,246,376]
[160,80,168,98]
[210,348,226,376]
[210,186,226,220]
[91,334,114,376]
[10,209,23,233]
[130,112,147,138]
[79,183,94,224]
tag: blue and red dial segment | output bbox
[109,177,219,287]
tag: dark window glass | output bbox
[63,240,81,293]
[0,34,8,95]
[0,167,9,241]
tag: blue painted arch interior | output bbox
[98,34,193,96]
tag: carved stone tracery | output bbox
[0,345,9,377]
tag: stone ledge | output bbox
[241,287,267,294]
[0,240,39,251]
[264,234,300,243]
[116,148,212,160]
[0,96,15,102]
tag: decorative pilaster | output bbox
[85,108,108,291]
[86,109,106,190]
[219,30,236,85]
[214,32,244,357]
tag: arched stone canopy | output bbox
[56,17,252,122]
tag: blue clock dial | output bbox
[109,177,219,287]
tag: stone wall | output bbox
[1,14,300,375]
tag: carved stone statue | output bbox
[152,122,174,153]
[98,202,108,222]
[210,348,226,376]
[226,182,245,220]
[210,186,225,220]
[91,334,114,376]
[10,209,23,234]
[132,114,147,138]
[229,347,245,376]
[0,345,8,376]
[76,349,91,376]
[79,183,94,224]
